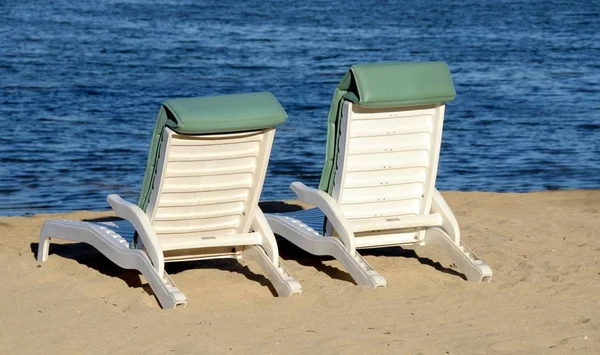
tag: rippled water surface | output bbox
[1,0,599,215]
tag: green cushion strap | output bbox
[137,107,172,210]
[318,77,350,193]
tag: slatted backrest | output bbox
[145,127,274,250]
[331,101,445,234]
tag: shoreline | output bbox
[1,190,599,354]
[3,188,599,218]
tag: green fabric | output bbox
[318,61,456,194]
[162,92,288,134]
[137,91,287,210]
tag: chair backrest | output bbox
[318,61,456,243]
[134,92,287,260]
[145,127,275,254]
[330,101,446,235]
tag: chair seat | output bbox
[273,207,325,235]
[93,219,136,247]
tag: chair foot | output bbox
[424,228,492,283]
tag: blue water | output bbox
[1,0,599,216]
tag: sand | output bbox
[0,190,598,354]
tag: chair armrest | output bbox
[107,194,165,275]
[290,182,356,253]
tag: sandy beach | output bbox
[0,190,598,354]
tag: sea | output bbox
[1,0,599,216]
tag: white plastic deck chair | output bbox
[38,92,302,309]
[266,62,492,287]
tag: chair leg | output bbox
[38,219,187,309]
[37,225,52,262]
[424,227,493,283]
[266,214,386,288]
[242,246,302,296]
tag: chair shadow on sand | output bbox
[259,201,467,283]
[30,216,281,298]
[276,238,467,284]
[30,211,465,301]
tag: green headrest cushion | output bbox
[342,61,456,107]
[162,91,287,134]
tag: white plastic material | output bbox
[265,212,386,288]
[267,102,492,284]
[38,127,302,309]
